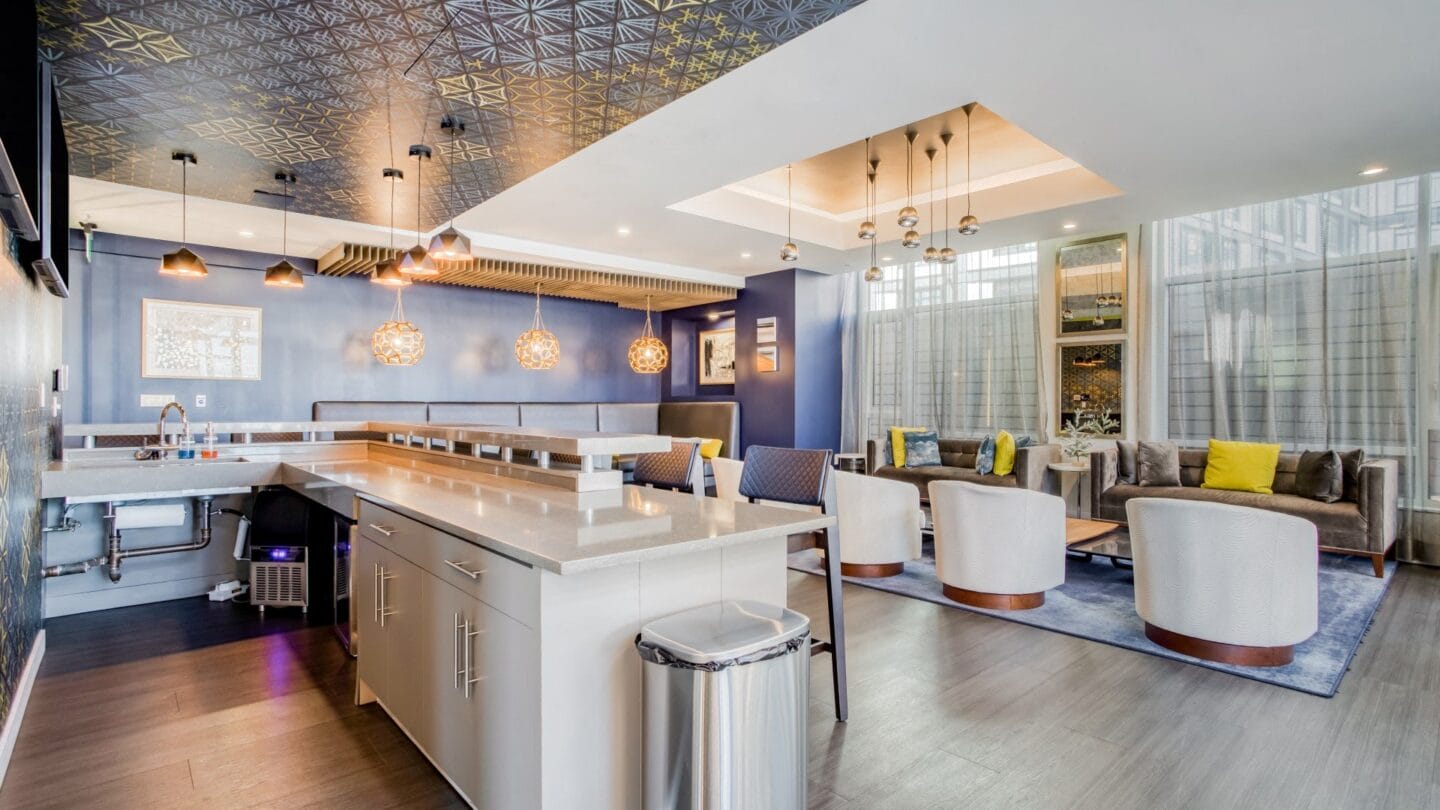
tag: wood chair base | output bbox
[1144,622,1295,667]
[840,561,904,578]
[942,585,1045,610]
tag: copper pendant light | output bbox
[938,132,956,264]
[428,116,472,260]
[780,163,799,262]
[160,150,208,278]
[372,289,425,366]
[371,167,411,287]
[263,171,304,288]
[897,129,919,231]
[515,283,560,370]
[957,103,980,236]
[399,143,438,276]
[922,147,939,264]
[628,295,669,374]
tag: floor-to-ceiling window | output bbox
[841,242,1044,448]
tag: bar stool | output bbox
[632,441,703,494]
[739,445,848,721]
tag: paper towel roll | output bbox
[113,503,186,530]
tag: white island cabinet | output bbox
[347,480,829,810]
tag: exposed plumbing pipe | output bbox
[43,496,217,581]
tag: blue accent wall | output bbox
[66,232,660,423]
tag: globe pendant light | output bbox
[399,143,438,276]
[516,283,560,370]
[628,295,669,374]
[864,154,882,282]
[429,116,472,260]
[372,288,425,366]
[897,129,919,232]
[160,151,208,277]
[938,132,957,264]
[371,167,411,287]
[780,163,799,262]
[957,103,981,236]
[922,147,939,264]
[857,138,876,241]
[263,171,304,288]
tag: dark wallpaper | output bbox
[0,250,60,729]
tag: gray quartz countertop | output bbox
[282,459,833,575]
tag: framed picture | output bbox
[1057,342,1124,436]
[698,327,736,385]
[756,316,777,344]
[1057,233,1127,335]
[756,345,779,373]
[142,298,262,380]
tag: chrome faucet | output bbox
[136,402,188,460]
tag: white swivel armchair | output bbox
[1127,498,1318,666]
[710,457,744,503]
[929,480,1066,609]
[832,471,924,577]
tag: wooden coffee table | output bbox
[1065,519,1132,569]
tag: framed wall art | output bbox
[1057,233,1127,335]
[698,327,736,385]
[142,298,262,380]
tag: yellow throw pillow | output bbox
[1202,439,1282,494]
[698,438,723,459]
[888,426,925,467]
[993,430,1017,476]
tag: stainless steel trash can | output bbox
[637,600,810,810]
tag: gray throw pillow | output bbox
[974,435,996,475]
[1015,436,1034,450]
[1295,450,1343,503]
[1137,441,1181,487]
[1116,441,1138,484]
[902,431,942,467]
[1340,449,1366,502]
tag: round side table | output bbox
[833,453,867,474]
[1048,461,1091,518]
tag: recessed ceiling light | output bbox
[1062,223,1077,230]
[740,252,752,258]
[881,256,893,262]
[1359,166,1386,176]
[616,226,631,236]
[238,230,254,238]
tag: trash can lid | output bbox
[639,600,810,666]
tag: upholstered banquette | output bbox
[865,436,1058,497]
[1091,443,1398,576]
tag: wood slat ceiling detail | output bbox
[316,243,737,311]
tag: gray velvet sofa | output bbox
[865,436,1058,498]
[311,400,741,459]
[1090,443,1399,576]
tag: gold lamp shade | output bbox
[160,246,208,278]
[516,284,559,370]
[628,295,668,373]
[398,244,438,276]
[370,257,411,287]
[372,291,424,366]
[263,258,304,287]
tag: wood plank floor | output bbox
[4,565,1439,809]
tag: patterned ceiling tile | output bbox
[42,0,867,229]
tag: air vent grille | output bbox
[252,561,307,608]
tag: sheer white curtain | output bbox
[840,242,1046,451]
[1156,173,1439,561]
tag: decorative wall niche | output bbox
[1058,341,1124,435]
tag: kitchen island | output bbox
[44,424,833,809]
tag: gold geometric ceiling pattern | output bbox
[317,242,737,311]
[39,0,868,229]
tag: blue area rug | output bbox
[789,542,1394,697]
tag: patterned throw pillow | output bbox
[974,435,996,475]
[902,431,942,467]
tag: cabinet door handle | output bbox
[372,563,380,623]
[454,612,464,690]
[443,559,486,580]
[463,619,484,699]
[367,523,396,537]
[378,567,396,626]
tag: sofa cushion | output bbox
[520,403,599,431]
[888,426,926,467]
[597,403,660,434]
[1116,441,1138,484]
[1202,439,1282,494]
[994,430,1017,476]
[1341,449,1366,503]
[975,435,996,474]
[938,438,982,469]
[1137,441,1181,487]
[1100,484,1367,551]
[902,431,943,467]
[427,402,520,426]
[1295,450,1343,503]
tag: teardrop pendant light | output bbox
[922,147,939,264]
[160,150,207,277]
[372,288,425,366]
[371,166,411,287]
[628,295,668,374]
[428,116,472,260]
[263,171,304,288]
[938,132,956,264]
[857,138,876,241]
[780,163,799,262]
[515,284,560,370]
[900,129,921,248]
[399,143,438,276]
[957,103,981,236]
[864,154,882,282]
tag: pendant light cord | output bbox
[281,179,289,260]
[965,107,973,217]
[927,150,936,252]
[786,163,793,241]
[943,134,951,249]
[181,159,187,244]
[533,283,545,330]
